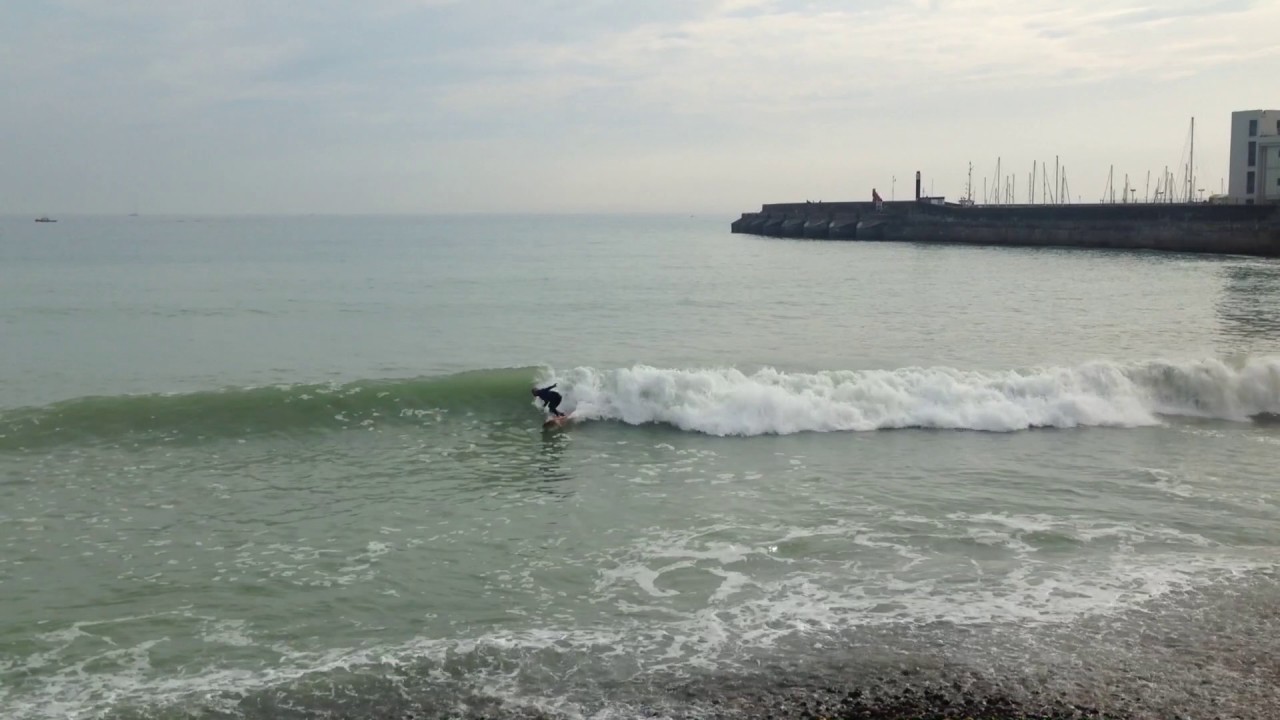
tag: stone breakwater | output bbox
[731,200,1280,257]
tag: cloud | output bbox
[489,0,1272,114]
[0,0,1275,213]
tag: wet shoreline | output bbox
[203,660,1261,720]
[654,665,1143,720]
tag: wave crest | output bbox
[4,358,1276,447]
[556,357,1280,436]
[0,367,540,449]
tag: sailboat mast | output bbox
[1188,116,1195,203]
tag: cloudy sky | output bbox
[3,0,1277,215]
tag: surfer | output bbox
[532,384,565,418]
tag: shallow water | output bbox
[1,214,1278,719]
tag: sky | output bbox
[2,0,1278,215]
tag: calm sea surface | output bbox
[1,214,1279,719]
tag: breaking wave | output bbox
[556,356,1280,436]
[2,357,1277,447]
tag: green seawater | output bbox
[1,214,1279,719]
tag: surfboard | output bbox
[542,413,573,429]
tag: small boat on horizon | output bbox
[34,216,56,223]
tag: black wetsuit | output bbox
[534,384,564,417]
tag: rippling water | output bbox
[1,214,1279,719]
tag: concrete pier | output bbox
[731,200,1280,257]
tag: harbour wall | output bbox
[730,201,1280,257]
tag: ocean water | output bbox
[1,214,1279,719]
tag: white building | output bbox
[1228,109,1280,204]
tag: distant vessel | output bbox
[34,216,56,223]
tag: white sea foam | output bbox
[541,357,1280,436]
[5,539,1269,720]
[592,515,1240,631]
